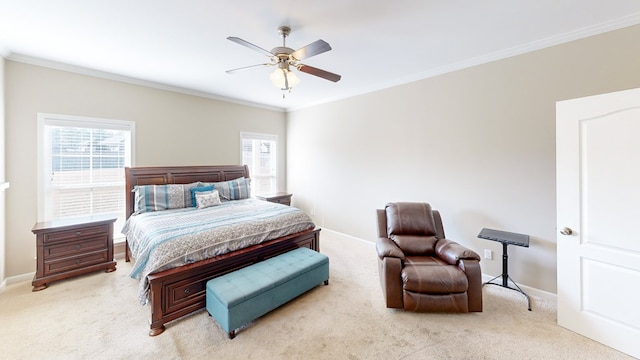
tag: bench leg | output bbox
[324,280,329,285]
[228,330,236,339]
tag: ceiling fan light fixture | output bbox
[270,68,300,90]
[227,25,340,96]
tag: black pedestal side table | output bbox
[478,228,531,311]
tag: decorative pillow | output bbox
[134,184,187,214]
[190,185,214,207]
[182,182,203,208]
[195,190,222,209]
[203,177,251,201]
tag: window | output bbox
[241,132,277,195]
[38,113,134,239]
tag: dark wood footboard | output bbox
[145,228,321,336]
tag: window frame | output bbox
[37,113,135,239]
[240,131,278,195]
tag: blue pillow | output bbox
[190,185,214,207]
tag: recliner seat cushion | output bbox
[404,255,448,267]
[401,262,468,294]
[403,292,469,313]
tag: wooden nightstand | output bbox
[31,214,117,291]
[255,192,292,206]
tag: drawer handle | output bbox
[76,259,81,264]
[184,288,190,295]
[75,245,81,250]
[75,231,82,236]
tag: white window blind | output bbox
[241,132,277,195]
[38,114,134,239]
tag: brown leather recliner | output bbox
[376,202,483,312]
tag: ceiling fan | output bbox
[226,26,341,94]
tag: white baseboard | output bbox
[321,228,375,246]
[0,244,127,293]
[482,274,557,302]
[114,241,126,260]
[321,227,557,303]
[1,229,557,304]
[0,272,35,293]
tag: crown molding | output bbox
[5,53,286,112]
[289,12,640,112]
[6,12,640,113]
[416,12,640,82]
[0,45,9,58]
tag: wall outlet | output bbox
[483,249,493,260]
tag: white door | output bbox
[556,87,640,358]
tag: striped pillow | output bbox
[203,177,251,201]
[182,182,203,208]
[134,184,192,214]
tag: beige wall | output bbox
[1,56,6,285]
[4,24,640,294]
[286,25,640,294]
[4,62,286,277]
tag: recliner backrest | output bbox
[385,202,439,255]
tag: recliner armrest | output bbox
[459,259,483,312]
[435,238,480,265]
[376,237,405,259]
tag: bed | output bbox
[123,165,320,336]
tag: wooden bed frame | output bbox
[124,165,321,336]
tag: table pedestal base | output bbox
[483,242,532,311]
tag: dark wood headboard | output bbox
[124,165,250,219]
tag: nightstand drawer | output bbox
[44,236,108,260]
[43,224,109,244]
[44,250,109,275]
[271,197,291,205]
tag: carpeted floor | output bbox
[0,231,634,360]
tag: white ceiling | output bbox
[2,0,640,111]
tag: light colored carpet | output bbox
[0,232,634,360]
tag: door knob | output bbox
[560,227,573,235]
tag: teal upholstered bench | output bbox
[206,247,330,338]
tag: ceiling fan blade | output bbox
[227,37,273,58]
[291,40,331,61]
[226,63,273,74]
[297,64,341,82]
